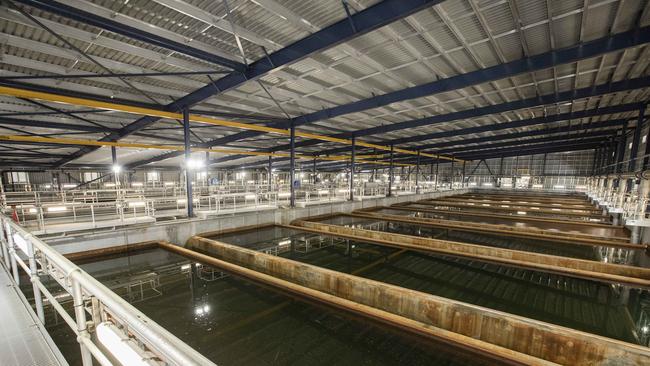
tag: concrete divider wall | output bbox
[43,189,468,254]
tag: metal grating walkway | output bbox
[0,267,68,366]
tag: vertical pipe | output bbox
[205,151,210,186]
[183,109,194,218]
[643,112,650,171]
[313,159,317,184]
[0,219,8,269]
[26,236,45,324]
[350,136,355,201]
[388,144,394,197]
[71,276,93,366]
[290,121,296,208]
[5,224,19,284]
[630,105,645,172]
[450,157,455,189]
[434,155,439,191]
[616,121,628,173]
[461,160,466,188]
[415,150,420,193]
[268,156,272,190]
[592,148,600,176]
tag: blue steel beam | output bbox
[417,118,632,150]
[194,26,650,147]
[356,77,650,139]
[195,117,627,170]
[0,80,160,110]
[0,117,116,133]
[52,0,445,167]
[456,140,602,160]
[435,131,619,155]
[264,77,650,155]
[14,0,245,71]
[125,31,650,168]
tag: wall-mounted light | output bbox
[112,164,122,173]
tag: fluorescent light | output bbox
[132,182,143,187]
[186,158,205,169]
[500,205,510,208]
[337,189,349,193]
[553,185,565,189]
[43,184,51,189]
[128,201,146,208]
[112,164,121,173]
[63,184,77,189]
[468,182,477,186]
[517,211,527,215]
[278,239,291,246]
[28,208,38,213]
[96,322,153,366]
[181,264,191,270]
[47,206,67,212]
[482,182,493,187]
[318,190,329,195]
[164,182,175,186]
[278,192,290,198]
[244,194,256,200]
[532,184,543,189]
[105,183,116,187]
[247,180,255,184]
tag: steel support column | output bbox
[268,156,272,190]
[435,155,439,191]
[350,136,355,201]
[290,121,296,208]
[630,105,646,172]
[388,145,394,197]
[415,150,420,194]
[461,160,466,187]
[616,122,628,173]
[183,109,193,218]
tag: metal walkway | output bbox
[0,267,67,366]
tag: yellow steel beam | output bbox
[0,134,414,167]
[0,85,462,162]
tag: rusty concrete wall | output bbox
[291,220,650,288]
[185,236,650,365]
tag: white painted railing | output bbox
[0,214,215,366]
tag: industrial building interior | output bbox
[1,0,650,365]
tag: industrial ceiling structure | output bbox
[0,0,648,172]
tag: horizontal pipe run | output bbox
[289,220,650,288]
[0,85,460,162]
[348,212,634,249]
[179,238,650,365]
[383,205,614,227]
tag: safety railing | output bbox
[0,214,215,366]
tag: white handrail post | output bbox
[71,274,94,366]
[5,222,19,284]
[26,235,45,324]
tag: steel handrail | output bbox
[0,213,215,366]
